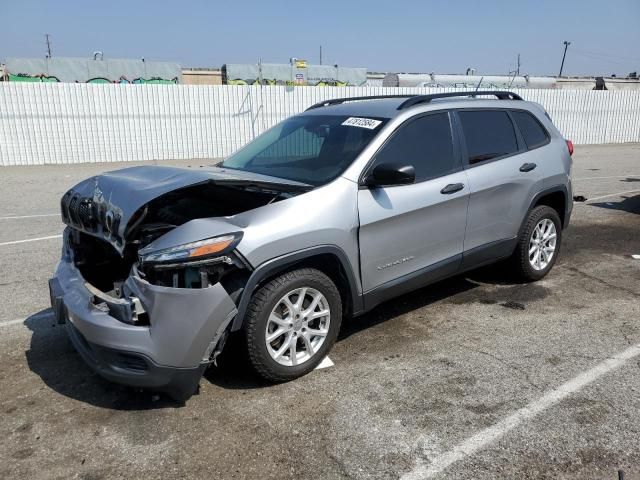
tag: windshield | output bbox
[221,115,388,186]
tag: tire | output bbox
[244,268,342,382]
[512,205,562,281]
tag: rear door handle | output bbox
[520,162,537,172]
[440,183,465,194]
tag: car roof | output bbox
[300,91,538,120]
[301,97,409,119]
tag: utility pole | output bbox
[45,33,52,58]
[319,45,322,65]
[558,41,571,77]
[516,53,520,76]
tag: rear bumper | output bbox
[565,179,573,229]
[49,232,238,401]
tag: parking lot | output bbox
[0,143,639,479]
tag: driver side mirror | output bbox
[363,163,415,188]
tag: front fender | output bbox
[230,245,364,331]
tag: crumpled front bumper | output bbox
[48,234,238,401]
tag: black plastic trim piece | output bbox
[231,245,363,330]
[528,184,571,229]
[362,254,462,312]
[397,91,523,110]
[48,277,67,325]
[361,238,521,313]
[460,237,518,271]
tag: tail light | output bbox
[566,139,574,156]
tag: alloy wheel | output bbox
[265,287,331,367]
[528,218,557,271]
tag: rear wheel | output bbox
[512,205,562,281]
[244,268,342,382]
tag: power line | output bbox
[571,47,640,63]
[572,51,637,67]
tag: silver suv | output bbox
[49,91,573,401]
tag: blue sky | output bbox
[1,0,639,76]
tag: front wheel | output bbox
[512,205,562,281]
[244,268,342,382]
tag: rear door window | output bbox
[458,110,519,164]
[512,111,549,150]
[372,112,457,182]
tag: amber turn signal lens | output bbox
[189,238,234,257]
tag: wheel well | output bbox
[534,190,566,226]
[253,254,355,317]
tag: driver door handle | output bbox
[440,183,465,194]
[520,162,537,172]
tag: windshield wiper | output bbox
[217,179,314,193]
[214,165,314,191]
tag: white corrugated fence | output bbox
[1,83,639,166]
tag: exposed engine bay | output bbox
[66,180,300,299]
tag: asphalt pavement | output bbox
[0,144,639,479]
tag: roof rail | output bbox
[305,91,523,112]
[306,94,415,111]
[397,91,523,110]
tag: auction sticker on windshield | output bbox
[342,117,383,129]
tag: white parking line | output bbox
[586,189,640,203]
[0,234,63,247]
[0,311,53,328]
[0,318,28,328]
[401,342,640,480]
[0,213,59,220]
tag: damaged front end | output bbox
[50,165,311,401]
[50,237,238,401]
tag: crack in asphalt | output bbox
[563,266,640,299]
[524,352,602,362]
[401,342,640,480]
[325,448,353,479]
[619,323,633,346]
[454,342,542,392]
[562,266,640,370]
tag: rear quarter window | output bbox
[458,110,519,164]
[512,111,549,150]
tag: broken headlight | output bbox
[139,233,242,265]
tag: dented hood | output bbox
[61,165,311,253]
